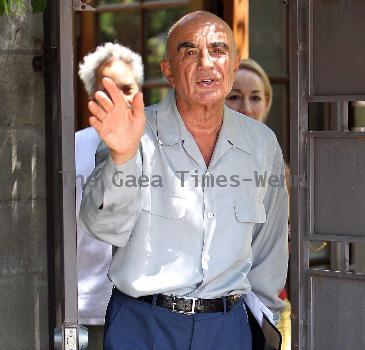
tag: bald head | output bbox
[160,10,240,109]
[166,11,237,60]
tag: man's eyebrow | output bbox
[177,41,198,51]
[208,41,229,51]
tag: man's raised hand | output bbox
[88,77,145,164]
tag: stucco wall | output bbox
[0,2,48,349]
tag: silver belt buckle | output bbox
[186,297,197,315]
[171,296,177,312]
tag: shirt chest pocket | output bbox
[141,189,187,220]
[234,199,266,224]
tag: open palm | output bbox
[88,77,145,164]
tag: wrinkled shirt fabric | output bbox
[75,127,113,325]
[79,90,288,317]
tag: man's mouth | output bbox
[197,78,219,87]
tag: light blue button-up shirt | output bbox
[79,90,288,314]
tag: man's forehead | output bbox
[173,22,230,47]
[100,60,137,84]
[166,11,236,58]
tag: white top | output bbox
[75,127,113,325]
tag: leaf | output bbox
[0,0,28,16]
[15,0,26,14]
[31,0,47,13]
[1,0,9,15]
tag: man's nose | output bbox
[198,50,214,69]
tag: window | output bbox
[76,0,191,129]
[249,0,289,161]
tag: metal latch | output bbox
[73,0,95,11]
[54,322,88,350]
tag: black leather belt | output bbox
[137,294,242,314]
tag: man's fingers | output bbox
[103,77,127,107]
[88,100,107,121]
[89,116,103,134]
[94,91,114,113]
[131,92,145,119]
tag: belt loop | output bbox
[152,294,158,310]
[223,296,227,314]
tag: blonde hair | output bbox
[239,59,273,117]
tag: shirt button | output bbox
[207,212,214,219]
[203,254,211,262]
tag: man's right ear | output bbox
[160,59,175,87]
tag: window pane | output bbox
[97,11,140,52]
[249,0,288,77]
[144,8,187,80]
[144,87,170,106]
[309,241,330,270]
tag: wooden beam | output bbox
[77,11,96,130]
[189,0,205,11]
[96,0,189,13]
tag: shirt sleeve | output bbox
[248,139,289,319]
[79,141,142,247]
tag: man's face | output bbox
[95,59,139,106]
[161,17,240,108]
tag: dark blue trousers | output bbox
[104,288,252,350]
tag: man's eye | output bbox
[211,47,224,54]
[185,50,197,56]
[121,86,133,95]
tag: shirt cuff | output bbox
[100,153,138,192]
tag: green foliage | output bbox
[145,8,187,80]
[95,5,187,104]
[0,0,47,16]
[0,0,6,15]
[31,0,47,13]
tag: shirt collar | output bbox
[156,90,182,145]
[156,89,253,155]
[220,104,253,155]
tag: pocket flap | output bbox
[142,191,187,219]
[234,199,266,223]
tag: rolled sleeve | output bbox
[79,148,142,247]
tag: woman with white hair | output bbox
[76,42,143,349]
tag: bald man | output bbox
[80,11,288,350]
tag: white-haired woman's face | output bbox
[225,68,269,122]
[95,59,139,106]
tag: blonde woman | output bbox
[225,58,272,122]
